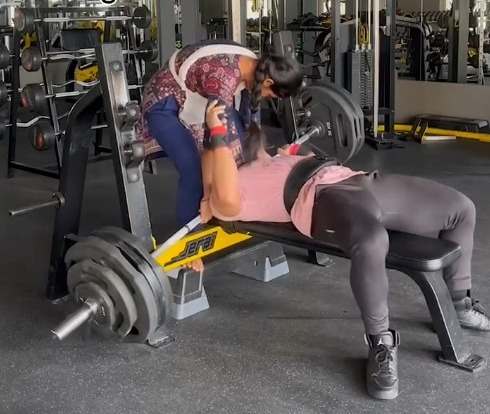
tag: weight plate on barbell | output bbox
[21,47,42,72]
[31,121,56,151]
[138,40,158,62]
[73,281,116,328]
[302,84,363,163]
[65,236,159,343]
[132,5,152,29]
[67,258,137,338]
[92,229,170,327]
[93,227,173,325]
[314,82,365,154]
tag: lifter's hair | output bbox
[244,54,303,163]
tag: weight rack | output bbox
[7,2,152,179]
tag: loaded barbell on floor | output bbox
[21,83,142,113]
[21,40,158,72]
[50,216,201,342]
[13,5,152,33]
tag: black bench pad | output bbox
[216,221,461,272]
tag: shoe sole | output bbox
[367,382,399,400]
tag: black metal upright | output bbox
[381,0,396,137]
[448,0,470,83]
[46,86,103,299]
[96,43,153,252]
[330,0,342,86]
[6,29,21,178]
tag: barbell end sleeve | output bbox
[51,299,99,341]
[9,192,65,217]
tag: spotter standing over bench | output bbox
[202,100,490,401]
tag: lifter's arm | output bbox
[204,101,242,217]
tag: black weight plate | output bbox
[132,6,152,29]
[21,83,44,112]
[31,121,55,151]
[0,81,8,106]
[312,83,365,154]
[302,85,359,163]
[13,8,35,33]
[65,237,159,343]
[93,227,173,322]
[21,47,42,72]
[67,259,137,338]
[92,230,168,327]
[138,40,158,62]
[0,44,10,70]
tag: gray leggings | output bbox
[310,172,476,335]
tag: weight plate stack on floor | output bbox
[65,233,170,343]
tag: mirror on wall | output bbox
[395,0,490,85]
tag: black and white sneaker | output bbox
[454,297,490,332]
[365,329,400,400]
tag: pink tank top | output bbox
[212,155,364,236]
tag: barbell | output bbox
[21,82,142,113]
[21,40,158,72]
[0,114,61,141]
[13,5,152,33]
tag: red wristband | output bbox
[210,126,227,136]
[289,144,300,155]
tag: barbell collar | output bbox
[9,192,65,217]
[51,299,99,340]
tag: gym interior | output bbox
[1,0,490,412]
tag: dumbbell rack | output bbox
[7,2,152,179]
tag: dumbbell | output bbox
[13,5,152,33]
[21,40,158,72]
[21,82,142,113]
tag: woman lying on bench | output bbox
[201,101,490,400]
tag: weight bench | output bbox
[172,221,486,372]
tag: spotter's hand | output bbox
[206,100,227,129]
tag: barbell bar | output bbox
[0,114,68,140]
[30,121,111,151]
[13,5,152,33]
[21,82,142,113]
[21,40,158,72]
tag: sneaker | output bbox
[454,297,490,332]
[365,329,400,400]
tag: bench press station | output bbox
[13,37,484,373]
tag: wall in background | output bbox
[395,79,490,124]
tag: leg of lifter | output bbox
[364,174,475,294]
[311,184,390,335]
[311,183,399,400]
[145,97,203,226]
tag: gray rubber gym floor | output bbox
[1,126,490,414]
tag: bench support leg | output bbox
[403,269,486,372]
[233,242,289,282]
